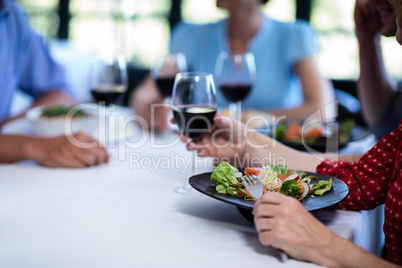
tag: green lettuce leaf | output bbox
[340,119,355,140]
[216,184,227,194]
[279,180,302,199]
[266,163,292,176]
[211,161,238,185]
[270,120,287,141]
[311,179,333,196]
[298,177,311,184]
[314,179,333,196]
[295,171,307,179]
[211,162,239,196]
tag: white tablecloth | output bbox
[0,109,368,268]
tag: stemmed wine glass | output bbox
[172,72,217,194]
[90,54,127,146]
[215,51,256,121]
[152,53,187,99]
[91,54,127,106]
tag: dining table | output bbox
[0,106,378,268]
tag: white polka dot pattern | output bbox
[316,122,402,265]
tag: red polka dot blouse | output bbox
[317,122,402,265]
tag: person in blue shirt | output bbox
[131,0,333,131]
[0,0,108,168]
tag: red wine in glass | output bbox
[91,84,125,106]
[155,76,176,96]
[215,52,256,119]
[152,53,187,97]
[173,105,217,141]
[171,72,217,193]
[219,83,252,102]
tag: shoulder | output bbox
[2,0,36,40]
[3,0,29,24]
[261,16,316,40]
[272,18,319,61]
[284,19,316,37]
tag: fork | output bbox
[240,175,264,199]
[240,175,289,262]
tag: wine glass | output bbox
[90,54,127,107]
[90,54,127,147]
[151,53,187,99]
[215,51,256,121]
[172,72,217,193]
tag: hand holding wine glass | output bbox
[172,72,217,193]
[215,52,256,120]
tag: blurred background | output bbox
[16,0,402,106]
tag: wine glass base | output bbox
[175,184,192,194]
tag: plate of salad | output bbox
[266,119,369,153]
[189,162,348,221]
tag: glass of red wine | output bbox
[91,54,127,107]
[172,72,217,194]
[152,53,187,99]
[215,51,256,121]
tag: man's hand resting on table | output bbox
[0,132,109,168]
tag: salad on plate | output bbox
[270,119,355,145]
[211,161,333,201]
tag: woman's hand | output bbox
[180,114,249,166]
[253,191,400,267]
[354,0,382,41]
[253,192,337,265]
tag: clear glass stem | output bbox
[229,101,242,121]
[175,138,195,194]
[192,150,196,174]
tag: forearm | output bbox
[317,233,398,268]
[242,130,364,171]
[267,100,322,121]
[357,34,397,126]
[32,89,77,107]
[243,130,321,171]
[0,134,39,163]
[1,90,77,127]
[267,59,329,121]
[130,75,160,109]
[325,153,363,163]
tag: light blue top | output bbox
[0,0,71,122]
[170,15,319,109]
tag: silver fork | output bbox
[240,175,289,262]
[240,175,264,199]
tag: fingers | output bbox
[214,113,234,129]
[57,132,108,168]
[80,147,109,166]
[44,151,87,168]
[253,192,285,211]
[257,230,274,247]
[74,150,97,167]
[75,133,109,166]
[148,105,170,132]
